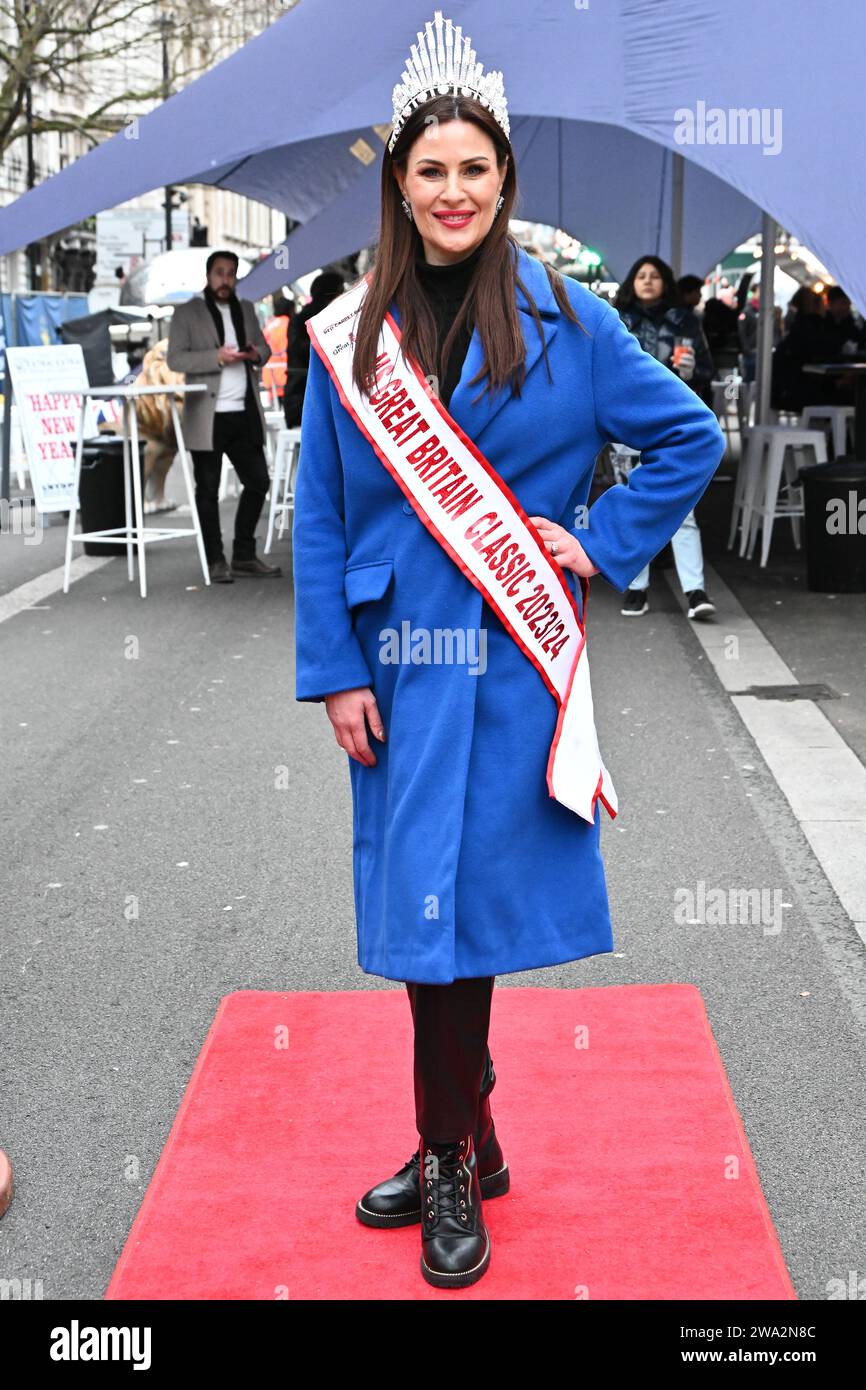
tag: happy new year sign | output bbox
[5,344,94,512]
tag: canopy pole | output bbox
[1,371,11,503]
[670,152,684,280]
[755,212,777,427]
[161,14,174,252]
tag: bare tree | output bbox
[0,0,294,160]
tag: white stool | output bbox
[726,406,796,550]
[739,426,827,566]
[736,379,757,438]
[728,420,766,550]
[800,405,855,459]
[711,376,743,452]
[264,410,285,468]
[264,427,301,554]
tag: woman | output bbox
[614,256,717,620]
[292,9,724,1290]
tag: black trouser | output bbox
[406,976,495,1143]
[190,408,270,564]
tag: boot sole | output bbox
[355,1162,510,1229]
[420,1226,491,1289]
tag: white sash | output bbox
[307,276,617,825]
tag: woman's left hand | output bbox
[528,516,599,577]
[674,348,696,382]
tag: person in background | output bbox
[614,255,716,620]
[253,294,292,412]
[702,297,741,375]
[737,283,783,382]
[824,285,866,356]
[678,274,730,403]
[167,250,281,583]
[283,272,345,427]
[272,290,296,328]
[772,286,845,412]
[677,274,703,311]
[783,284,822,333]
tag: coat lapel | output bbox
[388,243,560,444]
[194,295,222,349]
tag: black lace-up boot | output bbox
[355,1054,508,1228]
[419,1132,490,1288]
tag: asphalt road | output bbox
[0,503,864,1300]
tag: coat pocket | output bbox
[344,558,395,610]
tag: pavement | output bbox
[0,455,864,1300]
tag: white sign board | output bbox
[96,208,189,282]
[5,345,96,512]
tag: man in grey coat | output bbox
[167,250,281,582]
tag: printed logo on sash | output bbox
[306,275,617,825]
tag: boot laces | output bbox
[422,1141,470,1224]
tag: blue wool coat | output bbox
[293,243,724,984]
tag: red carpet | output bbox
[105,985,796,1300]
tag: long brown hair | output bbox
[349,95,583,407]
[614,255,680,312]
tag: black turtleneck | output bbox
[415,239,484,409]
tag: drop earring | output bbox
[401,197,414,223]
[493,194,505,219]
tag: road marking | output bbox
[666,563,866,943]
[0,556,113,626]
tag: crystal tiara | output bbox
[388,8,510,154]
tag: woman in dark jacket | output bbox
[613,255,716,620]
[282,271,346,426]
[772,286,847,412]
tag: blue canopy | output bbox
[0,0,863,304]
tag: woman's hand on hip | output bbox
[528,516,599,578]
[324,687,386,766]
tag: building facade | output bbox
[0,1,292,296]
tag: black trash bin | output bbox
[78,436,146,556]
[799,458,866,593]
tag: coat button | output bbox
[401,500,415,516]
